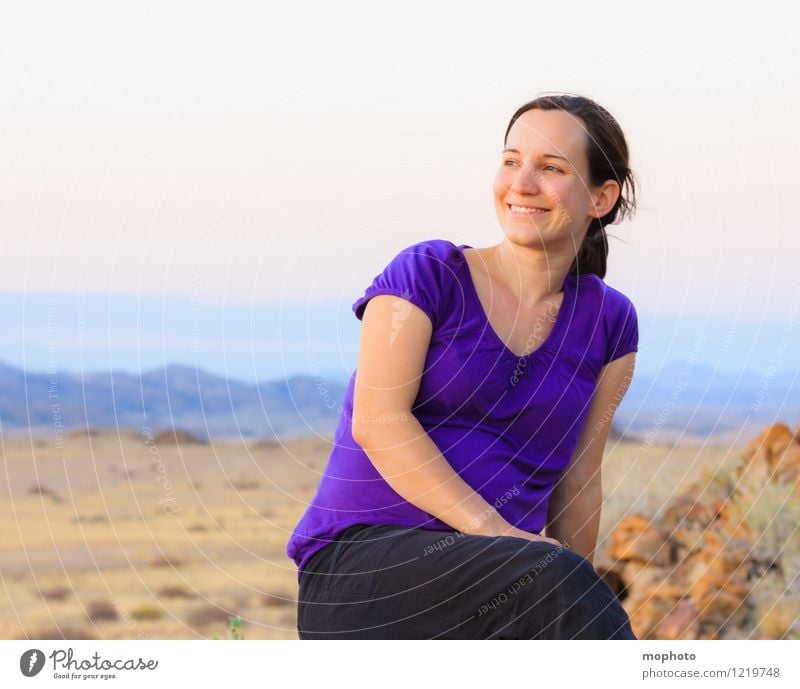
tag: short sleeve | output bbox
[351,240,448,327]
[603,292,639,365]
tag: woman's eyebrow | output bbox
[502,147,569,162]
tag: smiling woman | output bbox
[493,95,636,281]
[287,93,640,640]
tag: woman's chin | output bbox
[499,223,548,245]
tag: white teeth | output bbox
[510,205,548,213]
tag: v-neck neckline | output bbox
[455,242,575,360]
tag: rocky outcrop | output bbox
[600,422,800,640]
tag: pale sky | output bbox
[1,0,799,331]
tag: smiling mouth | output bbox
[507,203,550,215]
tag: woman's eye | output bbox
[503,160,561,172]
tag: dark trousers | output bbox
[297,523,637,640]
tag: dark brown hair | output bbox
[503,93,636,279]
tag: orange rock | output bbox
[662,492,728,539]
[603,422,795,641]
[626,580,684,640]
[774,444,800,482]
[697,627,721,640]
[688,551,750,629]
[595,565,628,601]
[654,599,699,640]
[735,454,771,500]
[608,515,672,566]
[663,494,701,527]
[694,533,752,577]
[715,501,755,541]
[669,525,707,560]
[743,423,794,470]
[619,560,649,590]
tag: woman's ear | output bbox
[589,180,621,219]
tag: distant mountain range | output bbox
[0,360,796,444]
[0,361,347,441]
[616,361,799,444]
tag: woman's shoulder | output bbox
[572,272,635,309]
[568,273,638,365]
[396,237,462,261]
[351,238,461,324]
[384,237,465,284]
[600,279,636,318]
[570,273,637,337]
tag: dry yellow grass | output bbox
[0,428,743,639]
[0,429,330,640]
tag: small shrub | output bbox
[213,615,244,640]
[39,587,71,602]
[233,479,260,490]
[261,593,295,608]
[149,553,184,568]
[131,604,164,621]
[28,484,62,503]
[186,605,231,628]
[87,600,119,622]
[157,585,196,599]
[25,626,97,640]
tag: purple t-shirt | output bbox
[286,238,638,583]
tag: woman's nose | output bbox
[510,164,541,194]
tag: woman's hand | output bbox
[462,511,565,548]
[502,525,564,548]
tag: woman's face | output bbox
[493,108,613,252]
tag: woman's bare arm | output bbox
[545,352,636,562]
[352,294,560,545]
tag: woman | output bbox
[286,93,639,639]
